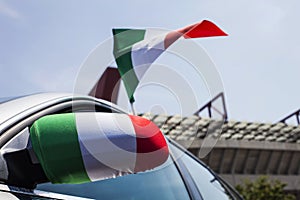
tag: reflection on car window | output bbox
[37,156,190,200]
[179,150,233,200]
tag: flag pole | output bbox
[130,102,136,115]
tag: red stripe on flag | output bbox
[164,20,227,48]
[129,115,168,153]
[129,115,169,172]
[182,20,228,39]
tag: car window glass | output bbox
[178,150,233,200]
[37,154,190,200]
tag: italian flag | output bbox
[113,20,228,102]
[30,113,169,184]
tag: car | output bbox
[0,93,242,200]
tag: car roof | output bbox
[0,92,126,128]
[0,93,69,124]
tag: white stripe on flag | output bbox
[143,29,166,40]
[75,113,137,181]
[131,31,168,81]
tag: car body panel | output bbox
[0,93,126,131]
[0,183,93,199]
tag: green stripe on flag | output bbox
[30,113,90,184]
[113,29,146,102]
[115,50,138,103]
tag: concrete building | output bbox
[139,112,300,199]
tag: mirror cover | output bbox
[30,113,169,184]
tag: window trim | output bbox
[168,139,243,200]
[169,144,203,200]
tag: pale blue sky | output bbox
[1,0,300,123]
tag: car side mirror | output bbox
[30,113,169,184]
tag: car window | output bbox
[37,155,190,200]
[176,148,233,200]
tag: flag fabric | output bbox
[113,20,228,102]
[30,113,169,184]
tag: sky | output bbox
[1,0,300,123]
